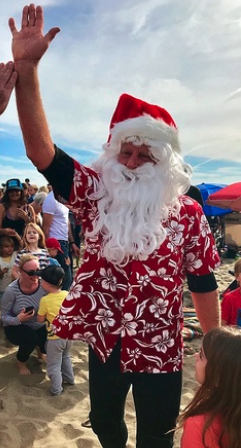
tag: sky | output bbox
[1,0,241,188]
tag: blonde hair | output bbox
[38,185,49,194]
[23,223,46,249]
[18,254,39,269]
[30,184,38,192]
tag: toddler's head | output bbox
[46,238,63,258]
[0,237,15,257]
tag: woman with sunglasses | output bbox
[0,178,35,250]
[1,254,47,375]
[178,326,241,448]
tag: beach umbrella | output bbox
[196,183,232,216]
[207,182,241,212]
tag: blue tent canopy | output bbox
[196,183,232,216]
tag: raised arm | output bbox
[0,61,18,115]
[9,4,60,170]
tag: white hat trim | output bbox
[105,114,180,154]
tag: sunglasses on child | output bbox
[21,268,39,277]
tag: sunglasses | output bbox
[21,268,38,277]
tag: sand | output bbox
[0,259,235,448]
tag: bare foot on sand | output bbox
[17,361,31,375]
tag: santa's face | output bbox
[89,139,191,266]
[118,142,155,169]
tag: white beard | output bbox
[87,150,191,266]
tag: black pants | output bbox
[89,340,182,448]
[56,240,72,290]
[4,324,47,362]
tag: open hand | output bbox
[0,62,18,115]
[9,4,60,67]
[4,228,18,237]
[17,207,28,222]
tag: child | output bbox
[179,326,241,448]
[221,259,241,326]
[45,237,62,266]
[12,223,50,279]
[37,265,74,395]
[0,236,17,301]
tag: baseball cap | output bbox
[45,237,64,253]
[6,178,23,191]
[34,265,65,286]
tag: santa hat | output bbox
[104,93,180,154]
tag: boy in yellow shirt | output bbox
[37,266,74,395]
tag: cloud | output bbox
[1,0,241,186]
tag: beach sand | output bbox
[0,259,235,448]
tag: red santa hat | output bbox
[104,93,180,154]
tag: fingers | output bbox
[28,3,36,27]
[45,27,61,44]
[35,5,44,29]
[8,17,18,36]
[0,61,17,86]
[22,4,30,28]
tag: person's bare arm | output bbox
[42,213,53,239]
[9,4,60,170]
[68,220,80,258]
[37,314,45,323]
[0,61,18,115]
[191,289,220,334]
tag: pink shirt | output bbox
[181,415,228,448]
[52,160,220,373]
[221,287,241,325]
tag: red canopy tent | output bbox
[207,182,241,212]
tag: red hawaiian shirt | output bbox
[52,160,220,373]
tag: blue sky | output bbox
[1,0,241,187]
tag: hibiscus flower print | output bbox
[166,221,184,250]
[185,252,202,272]
[136,273,151,288]
[68,282,83,299]
[99,268,117,291]
[126,348,141,363]
[200,214,211,237]
[73,169,83,188]
[151,330,174,353]
[95,309,115,328]
[73,332,96,345]
[89,206,99,222]
[149,297,169,318]
[120,313,138,336]
[56,315,69,325]
[86,244,98,255]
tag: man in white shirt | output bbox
[42,191,72,290]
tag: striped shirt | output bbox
[1,279,47,329]
[14,248,50,269]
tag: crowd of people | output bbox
[0,3,241,448]
[0,178,81,385]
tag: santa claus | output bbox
[10,6,220,445]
